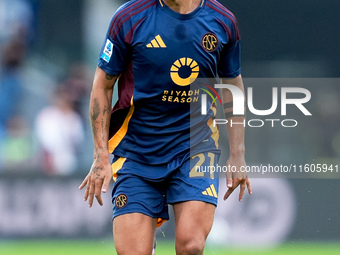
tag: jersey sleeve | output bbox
[217,18,241,78]
[97,10,131,75]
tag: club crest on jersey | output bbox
[115,194,128,208]
[101,39,113,63]
[202,33,218,52]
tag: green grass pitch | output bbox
[0,240,340,255]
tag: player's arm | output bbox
[79,66,118,207]
[221,75,252,202]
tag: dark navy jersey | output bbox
[98,0,241,164]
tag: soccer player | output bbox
[79,0,251,254]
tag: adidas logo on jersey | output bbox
[202,184,217,198]
[146,35,167,48]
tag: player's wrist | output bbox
[229,150,245,158]
[93,147,110,158]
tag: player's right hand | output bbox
[79,150,112,207]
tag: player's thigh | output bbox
[111,172,168,255]
[173,201,215,253]
[113,213,157,255]
[168,152,219,253]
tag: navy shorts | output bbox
[111,152,220,226]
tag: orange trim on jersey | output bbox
[111,157,127,181]
[207,105,219,148]
[157,218,167,228]
[108,97,135,153]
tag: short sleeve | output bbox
[217,19,241,78]
[97,11,130,75]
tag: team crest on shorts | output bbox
[115,194,128,208]
[202,33,218,52]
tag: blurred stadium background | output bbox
[0,0,339,254]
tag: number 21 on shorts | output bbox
[190,152,217,179]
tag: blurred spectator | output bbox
[0,0,34,169]
[0,38,28,169]
[63,62,92,118]
[0,38,26,132]
[0,116,34,169]
[35,84,84,175]
[0,0,33,43]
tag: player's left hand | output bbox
[223,155,252,202]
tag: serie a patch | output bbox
[102,39,113,63]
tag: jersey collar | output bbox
[158,0,205,20]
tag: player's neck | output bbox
[162,0,202,14]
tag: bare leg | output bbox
[113,213,158,255]
[173,201,215,255]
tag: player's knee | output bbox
[176,237,206,255]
